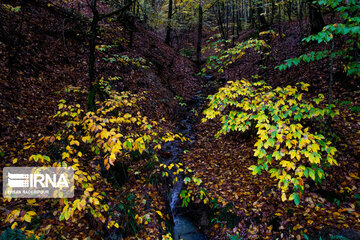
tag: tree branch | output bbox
[99,0,133,20]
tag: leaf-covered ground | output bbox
[179,19,360,239]
[1,1,360,240]
[181,96,360,238]
[0,1,198,239]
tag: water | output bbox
[161,94,206,240]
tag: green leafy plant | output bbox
[0,229,26,240]
[339,100,360,113]
[3,78,184,238]
[103,54,150,68]
[354,193,360,207]
[200,35,269,75]
[330,235,350,240]
[276,0,360,76]
[1,4,21,13]
[202,79,339,205]
[180,189,192,207]
[174,95,187,106]
[228,233,243,240]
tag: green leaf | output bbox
[304,168,309,178]
[308,168,316,181]
[184,177,191,184]
[289,193,300,205]
[64,209,70,220]
[59,212,65,221]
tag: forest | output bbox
[0,0,359,239]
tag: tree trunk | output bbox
[307,0,325,34]
[165,0,173,45]
[87,0,133,111]
[87,0,100,111]
[250,1,255,28]
[225,1,229,39]
[231,0,236,45]
[196,1,203,67]
[244,0,248,24]
[287,0,292,21]
[270,0,275,26]
[236,0,242,36]
[328,13,335,104]
[256,3,268,31]
[298,0,305,38]
[215,1,225,39]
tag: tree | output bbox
[256,1,268,31]
[0,3,25,80]
[165,0,173,45]
[307,0,325,34]
[203,79,338,205]
[277,0,360,104]
[87,0,133,111]
[196,0,203,66]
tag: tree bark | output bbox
[87,0,133,111]
[232,0,236,45]
[307,0,325,34]
[256,3,268,31]
[287,0,292,21]
[196,1,203,67]
[87,0,100,111]
[270,0,275,26]
[244,0,248,24]
[165,0,173,45]
[216,0,225,39]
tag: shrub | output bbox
[202,79,338,204]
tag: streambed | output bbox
[161,94,206,240]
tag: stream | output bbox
[161,93,206,240]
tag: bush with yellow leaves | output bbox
[203,78,338,205]
[2,78,184,239]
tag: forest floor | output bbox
[179,20,360,239]
[0,1,360,240]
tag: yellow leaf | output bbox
[156,211,163,219]
[27,211,36,216]
[311,143,320,152]
[70,140,80,146]
[62,152,69,160]
[11,222,18,229]
[80,199,86,207]
[24,214,31,223]
[100,130,109,139]
[290,150,296,159]
[103,205,109,211]
[82,135,91,143]
[349,173,360,179]
[109,153,116,164]
[12,158,18,164]
[297,93,303,101]
[27,199,36,205]
[281,192,287,202]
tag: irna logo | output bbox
[3,167,74,198]
[7,172,69,188]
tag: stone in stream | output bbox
[173,216,206,240]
